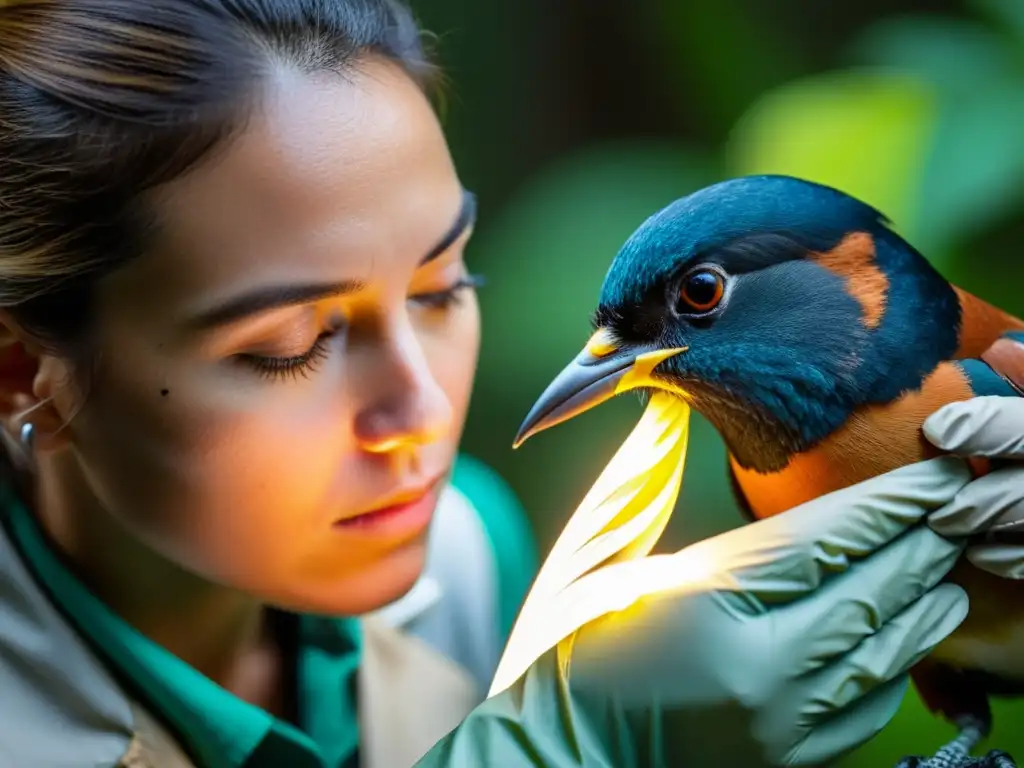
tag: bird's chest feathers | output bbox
[931,564,1024,681]
[730,356,1024,680]
[730,362,976,518]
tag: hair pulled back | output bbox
[0,0,433,354]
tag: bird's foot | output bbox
[895,715,1017,768]
[894,751,1016,768]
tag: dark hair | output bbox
[0,0,435,356]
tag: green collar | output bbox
[5,496,360,768]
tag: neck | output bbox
[32,453,284,707]
[687,386,802,473]
[704,243,967,473]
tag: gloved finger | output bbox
[964,544,1024,579]
[928,465,1024,537]
[777,528,963,674]
[923,396,1024,459]
[781,676,910,767]
[792,584,968,716]
[707,458,970,602]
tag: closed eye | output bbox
[410,274,484,309]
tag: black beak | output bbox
[513,331,687,448]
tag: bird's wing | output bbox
[952,286,1024,360]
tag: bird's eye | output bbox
[678,269,725,314]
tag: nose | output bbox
[353,321,453,455]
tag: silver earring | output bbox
[19,422,34,453]
[0,420,34,485]
[6,421,36,474]
[2,421,38,505]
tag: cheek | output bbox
[713,269,867,362]
[65,305,480,612]
[69,347,360,583]
[422,298,480,430]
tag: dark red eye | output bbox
[679,269,725,313]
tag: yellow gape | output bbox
[489,391,706,698]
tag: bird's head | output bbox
[516,175,961,472]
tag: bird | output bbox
[513,174,1024,761]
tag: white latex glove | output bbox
[925,396,1024,578]
[422,457,973,767]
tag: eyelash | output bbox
[411,273,485,310]
[242,333,334,382]
[242,273,485,382]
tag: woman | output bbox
[0,2,535,765]
[0,1,1018,766]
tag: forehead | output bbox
[105,58,460,322]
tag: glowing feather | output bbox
[488,392,698,697]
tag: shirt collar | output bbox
[4,497,360,768]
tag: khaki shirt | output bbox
[0,484,509,768]
[116,618,478,768]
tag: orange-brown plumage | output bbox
[515,175,1024,738]
[731,360,979,518]
[726,286,1022,507]
[810,230,890,329]
[956,287,1024,358]
[730,287,1024,723]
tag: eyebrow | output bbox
[422,188,476,265]
[188,189,478,331]
[188,280,366,330]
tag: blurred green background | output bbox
[411,0,1024,762]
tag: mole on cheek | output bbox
[160,389,170,397]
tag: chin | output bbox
[277,536,430,617]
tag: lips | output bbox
[334,473,445,531]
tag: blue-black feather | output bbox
[595,174,962,471]
[600,174,892,308]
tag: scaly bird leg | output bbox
[895,663,1016,768]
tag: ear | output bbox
[0,312,74,453]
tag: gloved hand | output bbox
[925,396,1024,578]
[417,457,973,768]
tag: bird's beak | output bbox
[513,329,687,448]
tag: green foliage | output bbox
[725,7,1024,765]
[471,141,715,388]
[849,16,1014,93]
[848,14,1024,257]
[426,0,1024,760]
[644,0,804,133]
[971,0,1024,42]
[726,70,937,251]
[726,6,1024,270]
[461,141,723,545]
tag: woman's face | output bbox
[47,60,480,614]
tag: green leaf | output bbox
[725,70,939,257]
[847,16,1024,254]
[848,16,1015,95]
[970,0,1024,45]
[916,84,1024,254]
